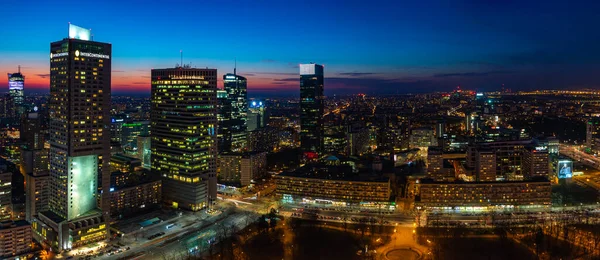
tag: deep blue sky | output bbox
[1,0,599,96]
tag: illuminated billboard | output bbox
[69,24,91,41]
[557,160,573,179]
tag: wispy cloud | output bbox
[273,78,298,82]
[433,70,512,78]
[249,71,297,76]
[338,72,378,76]
[261,59,276,63]
[112,70,126,73]
[36,74,50,78]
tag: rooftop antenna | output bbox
[180,50,183,68]
[18,65,20,73]
[234,57,237,76]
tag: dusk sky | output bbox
[1,0,599,96]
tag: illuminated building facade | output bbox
[36,24,110,251]
[476,149,496,181]
[300,63,324,153]
[136,135,151,168]
[248,100,267,131]
[223,72,248,152]
[275,164,392,209]
[586,118,600,154]
[522,146,550,179]
[20,112,50,221]
[217,89,230,153]
[0,220,32,258]
[0,172,11,221]
[416,178,552,210]
[151,67,217,211]
[109,171,161,220]
[218,151,267,186]
[7,69,25,120]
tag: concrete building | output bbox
[587,118,600,154]
[275,164,392,210]
[36,24,111,251]
[410,127,437,148]
[151,66,217,211]
[522,147,550,179]
[109,171,161,220]
[416,178,552,210]
[476,149,496,181]
[110,154,141,173]
[218,151,267,186]
[0,171,11,221]
[0,220,32,258]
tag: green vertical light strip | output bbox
[67,155,98,220]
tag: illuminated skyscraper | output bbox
[217,89,230,153]
[7,68,24,119]
[151,66,217,211]
[300,63,324,153]
[35,24,110,251]
[248,100,267,131]
[223,68,247,152]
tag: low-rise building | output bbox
[416,178,551,211]
[109,171,162,220]
[0,220,32,258]
[275,164,392,210]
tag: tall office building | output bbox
[299,63,324,153]
[35,24,111,251]
[223,69,248,152]
[8,68,25,120]
[217,89,230,153]
[247,100,267,131]
[151,66,217,211]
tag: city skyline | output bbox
[2,1,600,96]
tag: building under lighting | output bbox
[0,220,33,258]
[275,164,393,210]
[0,171,11,221]
[7,69,25,120]
[218,151,267,186]
[300,63,324,154]
[416,178,552,211]
[151,66,218,211]
[223,71,248,152]
[20,112,50,222]
[34,24,111,251]
[248,100,267,131]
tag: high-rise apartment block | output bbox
[151,67,217,211]
[218,151,267,186]
[522,147,550,179]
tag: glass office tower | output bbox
[151,67,218,211]
[299,63,324,154]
